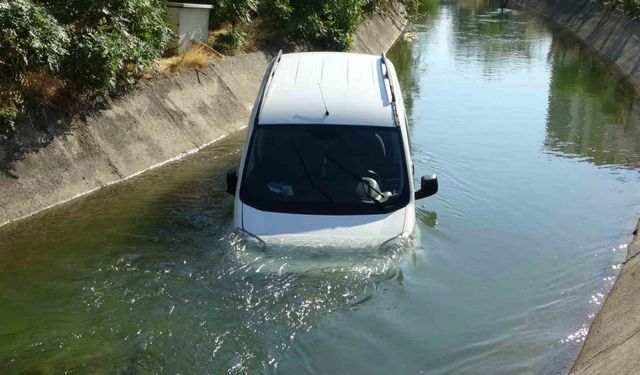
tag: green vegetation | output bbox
[0,107,18,141]
[601,0,640,18]
[0,0,69,139]
[44,0,173,92]
[0,1,68,82]
[258,0,371,51]
[0,0,172,141]
[209,0,408,52]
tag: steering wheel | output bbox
[363,170,381,185]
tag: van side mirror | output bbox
[226,167,238,195]
[415,175,438,200]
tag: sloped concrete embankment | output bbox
[352,1,407,55]
[0,5,407,227]
[0,53,269,228]
[508,1,640,374]
[569,222,640,374]
[510,0,640,87]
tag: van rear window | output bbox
[239,125,410,215]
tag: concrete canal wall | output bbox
[509,0,640,374]
[570,222,640,374]
[510,0,640,88]
[0,2,407,228]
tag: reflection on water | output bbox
[1,1,640,374]
[417,207,438,228]
[389,35,419,115]
[545,33,640,168]
[451,2,542,71]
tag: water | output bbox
[2,1,640,373]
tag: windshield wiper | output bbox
[290,139,338,214]
[323,155,387,212]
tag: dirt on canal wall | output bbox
[0,2,407,228]
[509,0,640,374]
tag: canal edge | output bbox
[569,220,640,374]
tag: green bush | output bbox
[259,0,367,50]
[40,0,172,54]
[215,27,248,54]
[63,28,138,91]
[622,0,640,17]
[260,0,294,23]
[602,0,640,18]
[0,107,17,140]
[316,0,367,50]
[40,0,173,92]
[0,0,69,80]
[1,0,172,103]
[223,0,259,24]
[209,0,260,27]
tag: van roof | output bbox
[258,52,396,127]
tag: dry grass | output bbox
[20,70,65,110]
[158,44,213,74]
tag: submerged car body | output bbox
[226,51,437,248]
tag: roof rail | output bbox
[380,53,400,127]
[255,50,283,125]
[268,50,284,81]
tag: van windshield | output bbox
[239,125,410,215]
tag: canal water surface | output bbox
[2,1,640,374]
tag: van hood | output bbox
[241,204,407,247]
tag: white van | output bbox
[226,51,437,250]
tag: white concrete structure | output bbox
[166,2,213,54]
